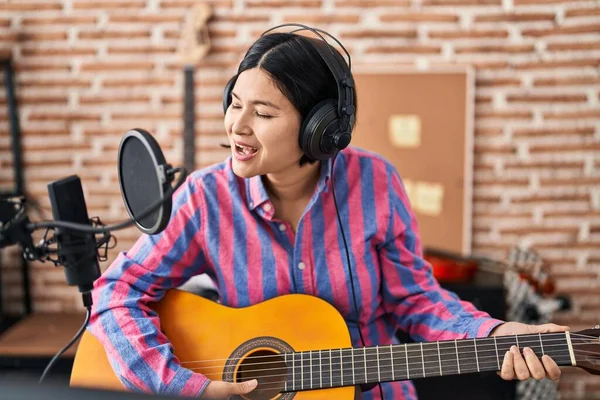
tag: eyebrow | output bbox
[231,92,281,110]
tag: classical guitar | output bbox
[71,290,600,399]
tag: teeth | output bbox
[235,143,257,155]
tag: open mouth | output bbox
[235,143,258,155]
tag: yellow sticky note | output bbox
[415,182,444,216]
[389,115,421,148]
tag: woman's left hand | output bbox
[489,322,570,381]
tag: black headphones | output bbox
[222,24,356,161]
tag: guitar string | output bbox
[193,352,592,383]
[183,344,599,377]
[184,344,599,375]
[202,356,592,393]
[178,334,598,366]
[186,347,600,379]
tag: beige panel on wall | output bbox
[351,66,474,255]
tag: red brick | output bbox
[107,45,176,55]
[544,109,600,120]
[522,23,600,37]
[513,127,594,137]
[540,177,600,187]
[2,2,62,11]
[78,30,151,39]
[476,78,521,87]
[72,0,146,9]
[20,47,97,57]
[282,14,361,24]
[514,58,600,69]
[429,29,509,39]
[506,93,588,103]
[423,0,501,5]
[529,142,600,153]
[534,75,600,86]
[246,0,322,7]
[565,7,600,18]
[475,12,556,22]
[475,110,533,120]
[21,16,97,26]
[109,14,183,23]
[365,45,442,54]
[379,13,459,22]
[474,143,518,155]
[159,0,233,6]
[80,61,155,72]
[455,44,534,54]
[78,94,152,105]
[102,77,175,88]
[339,29,417,39]
[474,127,504,136]
[335,0,411,6]
[547,41,600,52]
[18,32,68,41]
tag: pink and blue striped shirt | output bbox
[89,146,503,399]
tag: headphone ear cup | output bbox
[223,75,237,115]
[299,99,339,161]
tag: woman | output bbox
[89,25,568,400]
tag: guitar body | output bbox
[71,290,356,399]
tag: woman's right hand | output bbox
[201,379,258,399]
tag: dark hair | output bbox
[221,32,357,166]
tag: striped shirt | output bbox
[89,146,503,399]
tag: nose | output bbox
[229,108,252,136]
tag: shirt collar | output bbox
[244,158,334,211]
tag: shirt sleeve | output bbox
[379,166,504,342]
[87,173,211,397]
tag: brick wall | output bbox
[0,0,598,397]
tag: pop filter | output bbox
[118,128,174,235]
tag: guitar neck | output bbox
[284,332,574,392]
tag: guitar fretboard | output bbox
[283,333,572,392]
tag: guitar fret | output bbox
[363,347,367,384]
[329,349,333,387]
[539,333,545,355]
[351,349,355,385]
[284,353,288,392]
[474,339,480,372]
[420,343,425,377]
[455,340,460,374]
[340,349,343,386]
[376,346,381,382]
[405,345,409,379]
[494,336,500,370]
[437,342,442,376]
[292,352,296,390]
[390,344,395,381]
[310,351,313,389]
[301,351,304,390]
[319,349,322,389]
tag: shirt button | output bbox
[249,202,254,208]
[298,262,306,270]
[278,224,286,231]
[263,203,272,211]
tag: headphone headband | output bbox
[260,24,355,138]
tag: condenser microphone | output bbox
[47,175,101,297]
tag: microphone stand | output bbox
[0,166,186,385]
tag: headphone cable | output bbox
[330,151,385,400]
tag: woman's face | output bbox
[224,67,304,179]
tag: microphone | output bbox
[47,175,101,301]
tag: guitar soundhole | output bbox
[237,349,286,400]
